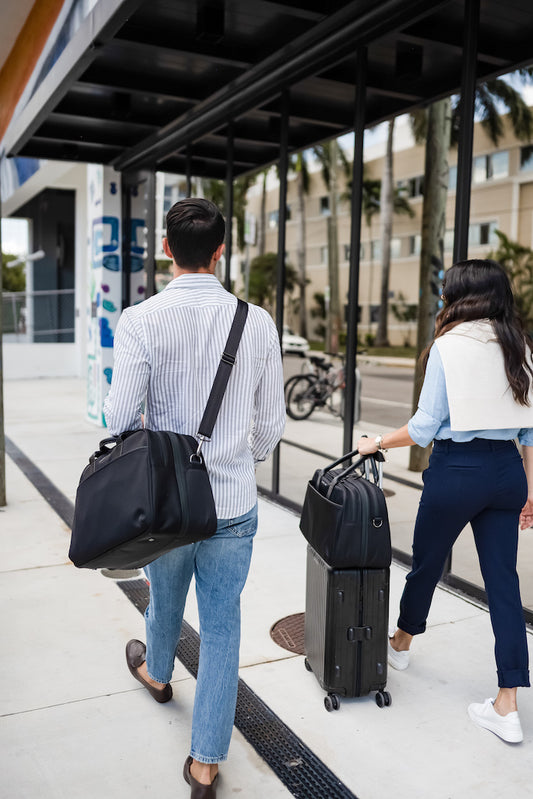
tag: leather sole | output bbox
[125,639,173,703]
[183,756,218,799]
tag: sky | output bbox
[2,217,29,257]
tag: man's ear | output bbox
[162,237,173,260]
[213,243,225,264]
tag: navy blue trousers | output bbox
[398,438,530,688]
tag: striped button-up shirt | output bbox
[103,273,286,518]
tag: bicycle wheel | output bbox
[286,375,317,420]
[284,373,305,402]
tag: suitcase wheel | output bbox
[304,657,313,673]
[375,690,392,708]
[324,693,340,712]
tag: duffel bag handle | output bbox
[325,452,382,499]
[90,431,137,463]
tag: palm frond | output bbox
[409,108,427,144]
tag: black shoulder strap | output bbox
[196,298,249,444]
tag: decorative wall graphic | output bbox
[128,195,148,304]
[87,165,122,426]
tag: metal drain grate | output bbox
[270,612,305,655]
[117,579,358,799]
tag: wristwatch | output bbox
[375,434,388,453]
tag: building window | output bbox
[489,151,509,179]
[398,175,424,198]
[371,240,381,261]
[469,221,498,247]
[320,196,330,215]
[390,237,402,258]
[320,245,328,263]
[343,243,364,261]
[409,234,421,256]
[520,145,533,172]
[473,152,509,183]
[370,304,380,323]
[268,210,279,229]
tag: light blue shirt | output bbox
[408,345,533,449]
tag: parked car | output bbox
[282,326,310,356]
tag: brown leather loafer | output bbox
[125,639,172,703]
[183,756,218,799]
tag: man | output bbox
[104,198,285,798]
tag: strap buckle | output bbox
[220,351,236,366]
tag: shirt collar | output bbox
[164,273,223,291]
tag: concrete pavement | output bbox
[1,376,533,798]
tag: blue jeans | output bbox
[144,504,258,763]
[398,439,529,688]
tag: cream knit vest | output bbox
[435,320,533,431]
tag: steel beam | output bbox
[272,89,290,497]
[224,122,234,291]
[113,0,451,171]
[343,48,367,456]
[453,0,479,264]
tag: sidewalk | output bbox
[1,377,533,799]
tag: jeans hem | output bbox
[397,617,426,636]
[497,669,530,688]
[189,751,227,764]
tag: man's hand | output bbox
[520,497,533,530]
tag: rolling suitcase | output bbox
[304,546,391,711]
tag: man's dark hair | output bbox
[166,198,225,270]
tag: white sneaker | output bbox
[387,638,410,671]
[467,698,523,743]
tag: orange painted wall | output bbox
[0,0,65,142]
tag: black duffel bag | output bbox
[69,430,217,569]
[299,449,391,569]
[69,299,248,570]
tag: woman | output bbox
[358,259,533,744]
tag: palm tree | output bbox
[256,169,269,257]
[313,138,350,353]
[374,120,417,346]
[408,72,533,471]
[361,177,381,331]
[289,151,311,337]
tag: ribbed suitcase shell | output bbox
[304,546,389,698]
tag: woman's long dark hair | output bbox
[423,259,533,406]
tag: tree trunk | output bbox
[327,139,340,354]
[376,119,394,347]
[258,171,267,257]
[409,98,451,472]
[297,168,307,338]
[367,219,374,333]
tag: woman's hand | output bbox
[520,498,533,530]
[357,436,378,456]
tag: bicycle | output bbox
[285,354,345,420]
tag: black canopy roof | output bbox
[4,0,533,179]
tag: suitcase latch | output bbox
[347,626,372,641]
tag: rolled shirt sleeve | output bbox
[407,345,449,448]
[518,427,533,446]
